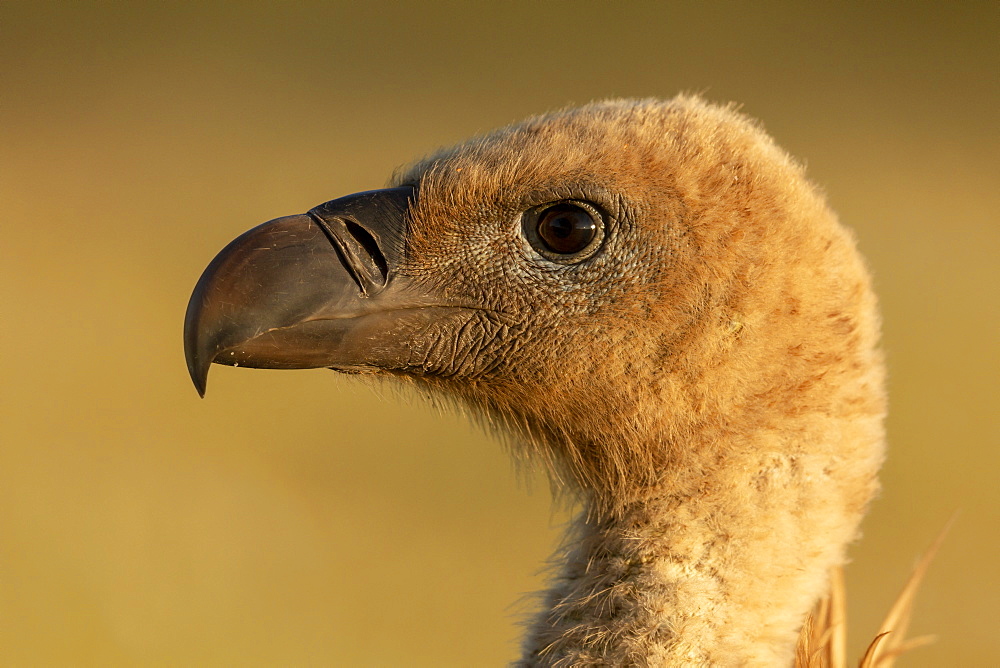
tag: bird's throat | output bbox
[518,446,862,666]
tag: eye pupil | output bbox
[536,204,597,254]
[548,216,573,238]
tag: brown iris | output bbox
[535,203,598,255]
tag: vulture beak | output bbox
[184,186,437,397]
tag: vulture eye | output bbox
[525,201,604,263]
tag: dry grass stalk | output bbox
[795,521,951,668]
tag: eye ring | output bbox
[523,200,605,264]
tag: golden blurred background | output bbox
[2,3,996,665]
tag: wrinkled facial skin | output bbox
[387,184,677,383]
[382,116,709,418]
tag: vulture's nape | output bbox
[185,96,885,666]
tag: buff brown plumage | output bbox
[187,95,887,665]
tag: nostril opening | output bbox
[345,220,388,283]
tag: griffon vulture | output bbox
[184,96,885,666]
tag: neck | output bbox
[519,424,880,666]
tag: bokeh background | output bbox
[2,2,997,665]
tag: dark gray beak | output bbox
[184,186,437,396]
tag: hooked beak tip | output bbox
[184,293,212,398]
[191,367,208,398]
[185,345,210,398]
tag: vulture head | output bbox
[185,96,885,665]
